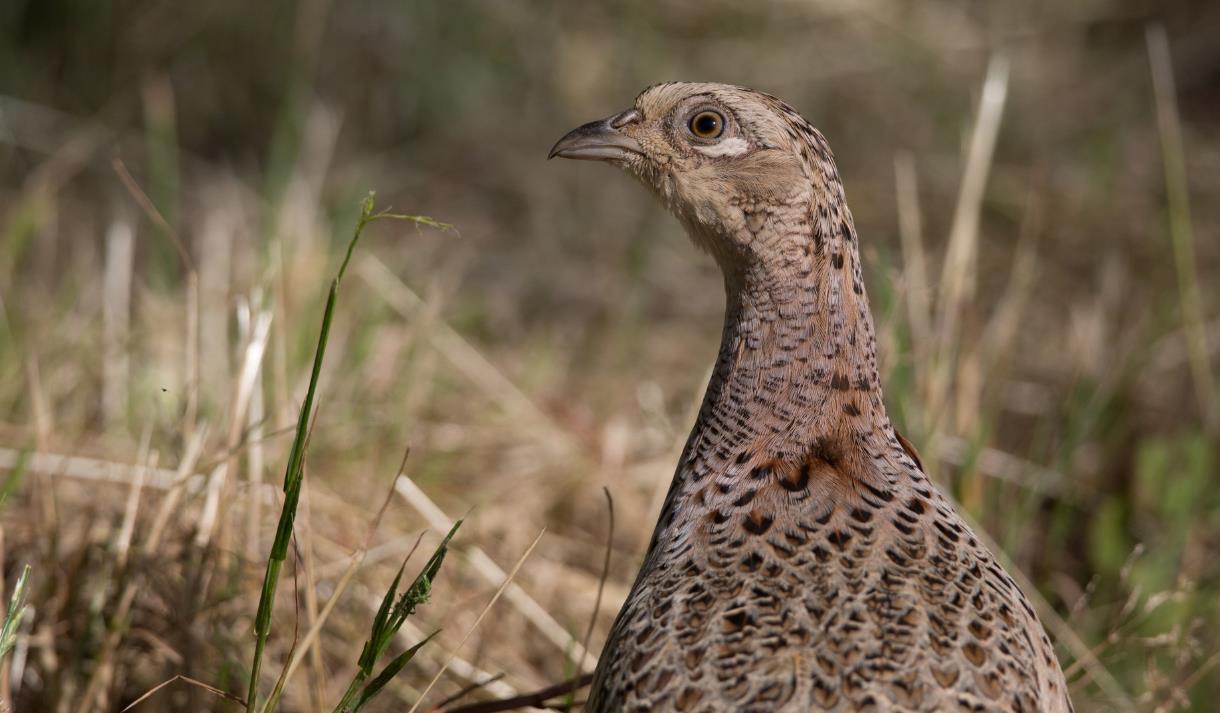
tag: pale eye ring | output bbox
[688,110,725,139]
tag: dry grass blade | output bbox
[111,157,193,271]
[936,436,1067,497]
[575,488,614,685]
[22,350,52,449]
[894,151,931,407]
[408,528,548,713]
[936,52,1009,314]
[114,426,154,568]
[928,53,1009,433]
[111,154,201,433]
[120,674,246,712]
[102,217,134,426]
[144,426,209,551]
[437,673,596,713]
[198,305,272,549]
[442,491,614,713]
[432,673,507,710]
[1146,24,1219,434]
[0,448,196,492]
[977,185,1041,370]
[394,476,595,669]
[395,620,519,701]
[242,297,272,561]
[357,255,582,459]
[74,430,159,713]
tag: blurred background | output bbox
[1,1,1218,711]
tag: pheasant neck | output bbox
[679,225,897,487]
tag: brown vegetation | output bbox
[0,2,1218,711]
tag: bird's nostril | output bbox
[610,109,642,128]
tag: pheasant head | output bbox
[549,82,848,280]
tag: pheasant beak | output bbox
[548,110,643,162]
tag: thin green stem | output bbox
[246,194,375,713]
[246,193,450,713]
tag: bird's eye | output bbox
[688,110,724,139]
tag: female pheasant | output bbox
[549,83,1072,713]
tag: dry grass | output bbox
[1,2,1219,711]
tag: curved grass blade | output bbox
[334,520,461,713]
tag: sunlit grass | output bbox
[247,194,457,713]
[0,4,1217,712]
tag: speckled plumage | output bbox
[552,83,1072,713]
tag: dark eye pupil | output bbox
[693,113,720,136]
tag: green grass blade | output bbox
[247,193,379,713]
[351,632,438,712]
[246,192,450,713]
[0,449,29,508]
[388,521,461,634]
[332,520,460,713]
[358,560,405,671]
[0,564,31,659]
